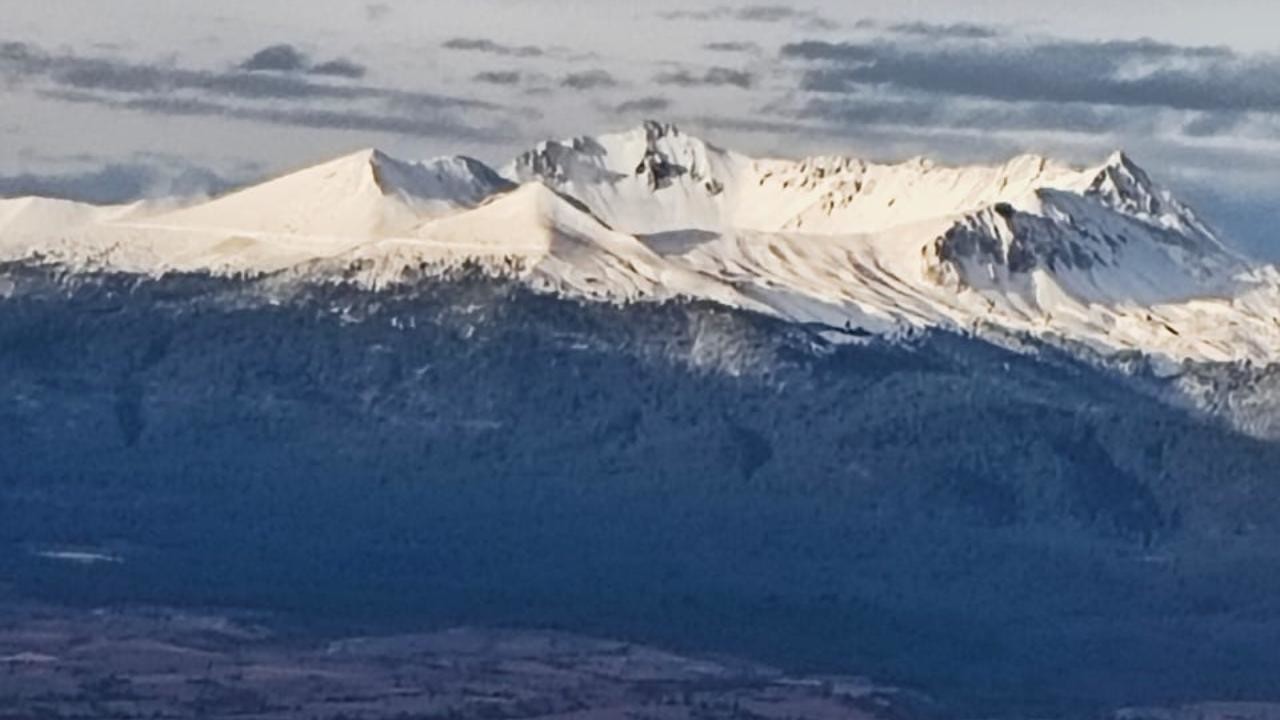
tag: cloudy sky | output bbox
[1,0,1277,256]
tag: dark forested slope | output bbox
[2,266,1279,716]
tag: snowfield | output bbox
[2,121,1277,364]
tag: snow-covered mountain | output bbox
[2,121,1277,364]
[156,150,514,239]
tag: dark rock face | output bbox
[2,266,1280,717]
[511,121,718,194]
[635,148,687,191]
[928,205,1107,283]
[632,121,718,193]
[510,136,627,186]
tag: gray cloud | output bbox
[660,5,836,30]
[562,70,618,90]
[704,41,761,54]
[857,20,1002,40]
[0,158,232,204]
[238,43,367,79]
[792,95,1154,136]
[735,6,808,22]
[762,31,1280,159]
[780,37,1280,114]
[885,21,999,39]
[40,89,515,142]
[655,67,755,89]
[0,41,518,144]
[240,44,309,73]
[441,38,544,58]
[0,42,394,104]
[2,40,496,109]
[659,7,732,20]
[310,58,367,79]
[615,96,672,114]
[1182,111,1247,137]
[365,3,390,21]
[474,70,522,86]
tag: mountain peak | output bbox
[504,121,741,234]
[1082,149,1220,246]
[314,149,511,202]
[372,153,514,205]
[143,148,513,240]
[353,147,387,161]
[1104,148,1140,170]
[1094,149,1153,187]
[1093,150,1159,199]
[327,147,388,172]
[639,119,683,141]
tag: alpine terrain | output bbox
[3,122,1280,718]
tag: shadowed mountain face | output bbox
[2,266,1280,717]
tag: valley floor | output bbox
[0,596,908,720]
[2,597,1279,720]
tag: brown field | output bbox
[0,598,916,720]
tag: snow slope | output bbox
[0,196,137,235]
[1,122,1277,364]
[151,149,513,238]
[294,182,764,309]
[507,122,1273,363]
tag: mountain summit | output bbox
[1,122,1277,363]
[153,149,514,239]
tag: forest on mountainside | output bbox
[2,265,1280,716]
